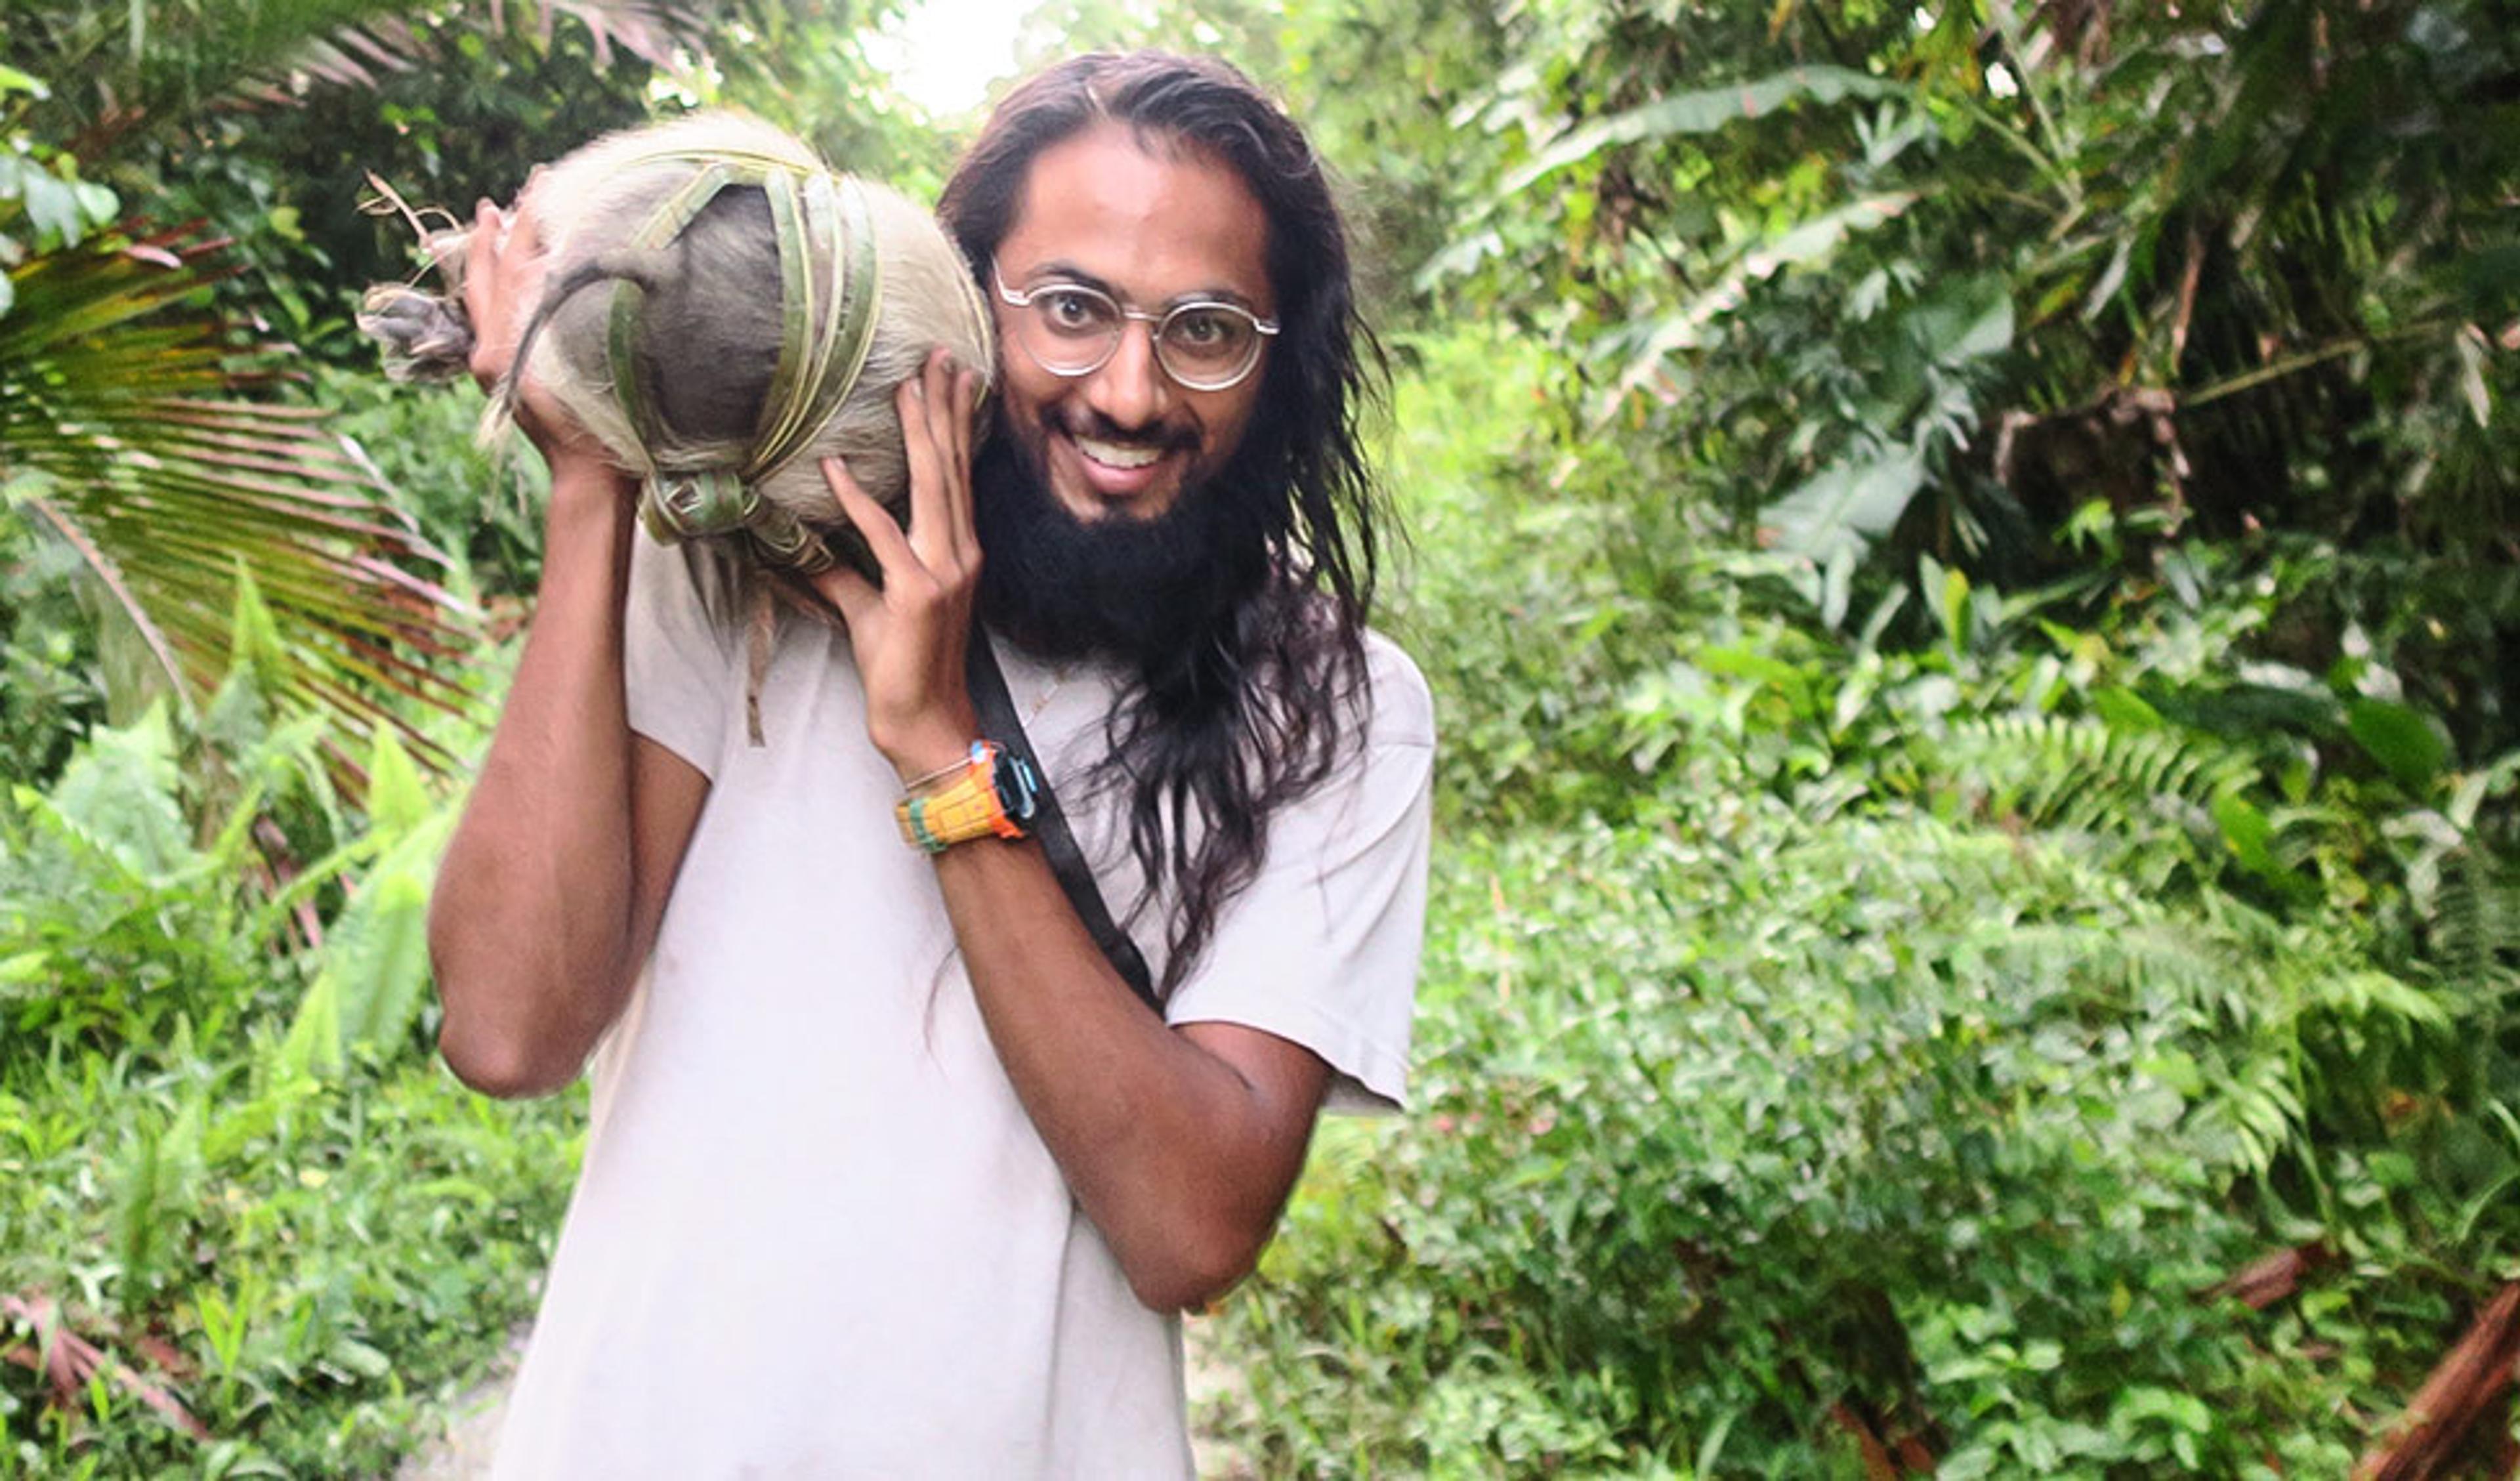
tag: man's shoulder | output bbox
[1357,628,1436,751]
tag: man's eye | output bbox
[1038,289,1108,333]
[1167,308,1244,354]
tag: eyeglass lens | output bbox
[1018,284,1263,388]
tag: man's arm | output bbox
[809,354,1340,1311]
[939,843,1334,1312]
[429,475,711,1096]
[427,198,711,1098]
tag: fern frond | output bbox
[2429,845,2520,1014]
[1929,715,2261,844]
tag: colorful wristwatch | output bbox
[894,741,1041,854]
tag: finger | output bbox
[462,200,507,386]
[504,194,545,265]
[945,365,982,553]
[486,201,560,413]
[493,205,549,323]
[823,457,919,576]
[896,371,952,566]
[917,348,974,560]
[807,560,879,631]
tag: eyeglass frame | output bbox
[990,261,1280,392]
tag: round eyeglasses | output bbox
[992,264,1278,392]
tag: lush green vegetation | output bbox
[4,0,2515,1474]
[1186,1,2520,1472]
[0,685,583,1474]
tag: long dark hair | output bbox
[938,52,1387,997]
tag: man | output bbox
[429,51,1433,1476]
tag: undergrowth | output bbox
[0,656,578,1475]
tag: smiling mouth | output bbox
[1074,434,1165,470]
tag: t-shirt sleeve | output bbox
[623,532,738,780]
[1163,636,1436,1115]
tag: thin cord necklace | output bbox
[1024,661,1076,730]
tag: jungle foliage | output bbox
[1148,0,2520,1472]
[0,663,580,1474]
[1207,331,2520,1476]
[1,0,2515,1474]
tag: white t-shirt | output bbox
[489,535,1435,1478]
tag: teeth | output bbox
[1075,436,1162,470]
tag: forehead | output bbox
[999,122,1272,309]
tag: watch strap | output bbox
[896,748,1026,852]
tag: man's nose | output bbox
[1085,321,1170,429]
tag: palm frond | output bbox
[8,1,709,143]
[244,1,709,101]
[0,220,479,772]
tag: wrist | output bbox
[875,711,984,783]
[547,457,637,508]
[533,463,637,583]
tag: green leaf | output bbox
[1936,564,1972,646]
[2091,688,2165,731]
[364,724,431,838]
[326,1336,394,1381]
[1597,195,1912,411]
[1694,1411,1737,1476]
[2346,698,2449,790]
[45,703,193,881]
[1819,542,1858,629]
[1937,279,2014,364]
[224,562,287,696]
[1759,448,1926,563]
[334,867,433,1052]
[2454,325,2492,427]
[18,172,86,249]
[280,969,346,1078]
[2210,793,2281,879]
[1503,66,1900,193]
[72,180,119,228]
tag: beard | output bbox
[971,419,1271,669]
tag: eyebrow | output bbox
[1016,259,1263,314]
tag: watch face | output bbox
[995,752,1043,825]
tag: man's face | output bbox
[988,123,1274,525]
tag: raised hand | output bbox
[454,194,613,477]
[807,348,988,781]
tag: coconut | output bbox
[358,112,994,581]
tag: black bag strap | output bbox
[965,633,1160,1012]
